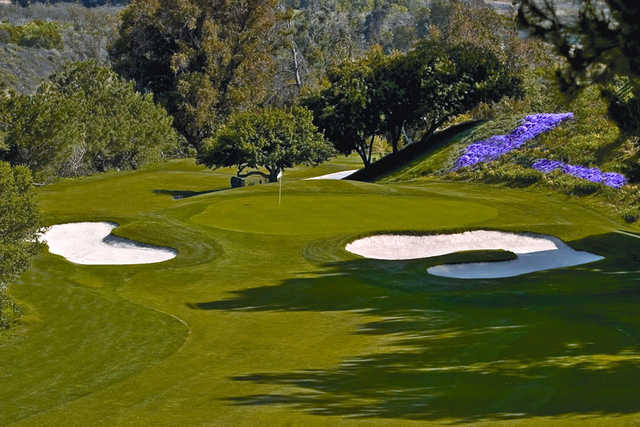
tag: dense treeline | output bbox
[110,0,282,149]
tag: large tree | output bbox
[303,48,386,167]
[518,0,640,133]
[0,162,40,330]
[377,39,523,152]
[197,107,333,182]
[110,0,282,147]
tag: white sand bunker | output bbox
[345,230,603,279]
[41,222,177,265]
[305,169,359,180]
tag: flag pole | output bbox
[277,170,283,205]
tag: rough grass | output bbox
[2,159,640,425]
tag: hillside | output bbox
[0,3,120,92]
[375,85,640,222]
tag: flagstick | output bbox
[278,174,282,205]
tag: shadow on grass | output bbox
[152,188,228,200]
[189,233,640,422]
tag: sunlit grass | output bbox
[2,157,640,425]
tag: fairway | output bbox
[2,160,640,426]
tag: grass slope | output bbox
[2,159,640,425]
[348,120,480,182]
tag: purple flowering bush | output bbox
[451,112,628,189]
[453,113,574,170]
[532,159,627,188]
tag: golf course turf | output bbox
[2,157,640,425]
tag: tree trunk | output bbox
[355,143,370,168]
[390,124,402,153]
[367,135,375,164]
[268,168,280,183]
[288,19,303,90]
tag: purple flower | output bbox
[453,113,574,170]
[532,158,627,188]
[603,172,627,188]
[531,159,564,173]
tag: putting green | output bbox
[191,189,497,235]
[3,159,640,426]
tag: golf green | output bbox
[2,159,640,426]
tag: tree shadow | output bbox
[152,188,228,200]
[189,233,640,422]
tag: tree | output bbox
[1,61,182,179]
[0,162,40,330]
[518,0,640,132]
[109,0,282,147]
[302,48,386,167]
[307,40,522,163]
[377,39,523,152]
[197,107,333,182]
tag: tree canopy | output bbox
[110,0,282,147]
[197,107,333,182]
[0,61,182,180]
[305,39,522,166]
[0,162,40,330]
[303,48,386,167]
[379,39,523,152]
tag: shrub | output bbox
[621,206,640,223]
[0,162,40,331]
[0,20,64,49]
[1,61,182,179]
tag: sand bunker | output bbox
[345,230,603,279]
[40,222,177,265]
[305,170,358,180]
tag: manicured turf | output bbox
[2,158,640,426]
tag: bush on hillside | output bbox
[0,20,63,49]
[0,4,121,94]
[0,61,184,180]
